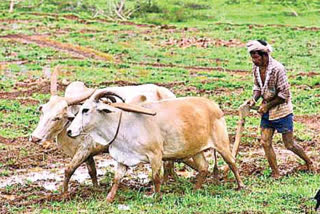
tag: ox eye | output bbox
[82,108,89,114]
[38,105,43,112]
[52,117,61,121]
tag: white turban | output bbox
[246,40,272,53]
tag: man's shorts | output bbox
[260,112,293,133]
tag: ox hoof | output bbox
[236,185,245,191]
[193,185,202,191]
[106,195,115,203]
[163,172,178,183]
[61,192,71,200]
[305,163,315,173]
[58,184,68,194]
[152,192,163,201]
[271,173,282,180]
[212,179,220,185]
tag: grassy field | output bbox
[0,0,319,213]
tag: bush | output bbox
[131,1,163,18]
[137,1,162,13]
[184,3,211,10]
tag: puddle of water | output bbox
[1,154,205,191]
[0,156,117,191]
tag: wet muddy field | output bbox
[0,10,319,213]
[1,51,320,213]
[0,77,319,212]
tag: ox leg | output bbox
[184,151,219,185]
[211,149,220,185]
[149,155,162,194]
[107,162,127,203]
[182,158,198,171]
[216,147,244,190]
[163,159,198,182]
[192,152,209,190]
[63,149,91,193]
[86,155,98,188]
[163,161,177,182]
[213,149,219,180]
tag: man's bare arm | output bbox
[266,96,285,110]
[258,96,285,114]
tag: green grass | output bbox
[5,172,318,213]
[0,100,39,138]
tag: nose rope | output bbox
[104,111,122,147]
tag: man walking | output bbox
[246,40,313,178]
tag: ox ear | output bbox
[129,95,147,104]
[96,102,119,114]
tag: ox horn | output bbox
[93,91,125,103]
[65,88,96,105]
[50,65,60,96]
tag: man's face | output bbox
[250,51,267,67]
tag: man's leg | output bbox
[261,128,280,178]
[282,131,313,170]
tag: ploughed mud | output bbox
[0,34,113,61]
[295,71,320,77]
[1,33,248,74]
[162,37,244,48]
[0,137,153,211]
[131,61,248,73]
[5,14,319,32]
[0,77,319,212]
[1,15,319,213]
[237,140,320,176]
[0,76,246,104]
[216,22,320,32]
[0,78,66,103]
[295,115,320,132]
[0,133,319,212]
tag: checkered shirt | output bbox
[252,56,293,120]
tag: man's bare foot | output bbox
[306,163,315,173]
[295,163,315,173]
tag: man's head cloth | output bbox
[247,40,272,54]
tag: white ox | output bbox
[31,80,176,193]
[67,92,245,202]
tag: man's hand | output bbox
[258,103,269,115]
[245,98,256,107]
[258,96,285,115]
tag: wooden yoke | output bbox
[104,101,157,116]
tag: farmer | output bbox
[245,40,313,178]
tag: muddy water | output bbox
[0,154,157,191]
[0,144,317,192]
[0,155,117,191]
